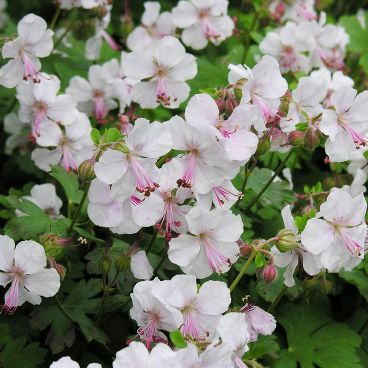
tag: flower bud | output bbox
[256,135,271,155]
[233,85,243,100]
[99,255,112,275]
[114,252,131,272]
[262,264,278,284]
[40,233,70,259]
[304,127,320,151]
[48,257,67,280]
[288,130,304,146]
[239,242,252,256]
[275,229,299,252]
[78,159,96,182]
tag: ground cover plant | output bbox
[0,0,368,367]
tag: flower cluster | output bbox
[262,1,349,73]
[0,1,367,367]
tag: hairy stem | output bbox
[68,181,91,233]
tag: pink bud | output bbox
[262,264,278,284]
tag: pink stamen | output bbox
[157,199,182,239]
[137,314,159,348]
[129,158,159,196]
[61,145,78,171]
[213,186,241,207]
[279,47,297,71]
[32,109,46,137]
[20,51,40,83]
[177,153,196,189]
[318,48,344,70]
[342,122,368,147]
[156,77,175,106]
[1,270,22,314]
[181,310,205,340]
[341,232,363,257]
[129,195,142,206]
[201,18,220,41]
[202,237,231,274]
[94,94,108,124]
[101,30,121,51]
[252,95,276,121]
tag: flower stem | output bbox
[50,7,62,30]
[53,13,76,50]
[229,237,277,292]
[243,149,294,212]
[68,181,91,233]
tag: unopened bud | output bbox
[99,255,112,275]
[304,127,320,151]
[256,135,271,155]
[48,257,67,280]
[114,252,131,272]
[288,130,304,146]
[239,242,252,256]
[275,229,299,252]
[78,159,96,182]
[233,86,243,100]
[262,264,278,284]
[40,233,73,259]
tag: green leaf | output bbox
[255,252,266,268]
[169,330,187,348]
[339,15,368,53]
[339,260,368,302]
[104,127,122,143]
[91,128,101,145]
[0,324,47,368]
[246,168,296,209]
[245,335,279,360]
[50,165,83,204]
[30,304,74,354]
[50,279,108,346]
[4,198,54,240]
[275,304,362,368]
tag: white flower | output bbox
[87,178,164,235]
[95,118,172,199]
[31,112,94,172]
[101,56,137,113]
[19,183,62,219]
[172,0,234,50]
[301,188,367,272]
[0,235,60,313]
[260,22,311,74]
[240,303,276,342]
[130,279,182,347]
[16,75,77,137]
[50,356,101,368]
[177,343,234,368]
[280,75,326,134]
[0,14,53,88]
[130,251,153,280]
[113,342,177,368]
[152,274,231,340]
[319,87,368,162]
[168,206,242,278]
[66,64,118,123]
[85,11,120,61]
[127,2,175,51]
[185,93,258,162]
[239,56,288,133]
[122,36,197,109]
[3,112,28,155]
[212,312,250,368]
[169,116,237,194]
[55,0,82,9]
[271,205,322,287]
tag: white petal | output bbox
[14,241,46,274]
[0,235,15,272]
[24,268,60,297]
